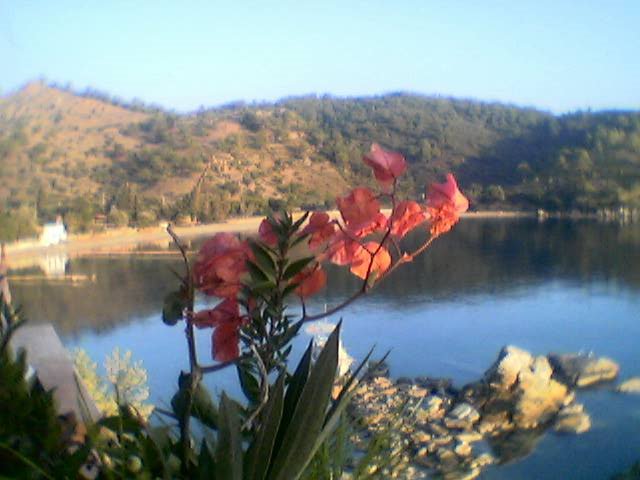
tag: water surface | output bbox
[10,218,640,479]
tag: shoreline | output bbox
[6,209,535,264]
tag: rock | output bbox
[444,403,480,429]
[456,431,483,443]
[554,411,591,434]
[472,453,496,468]
[484,345,534,389]
[512,356,569,428]
[443,467,481,480]
[408,386,428,398]
[617,377,640,393]
[454,441,472,457]
[411,431,431,445]
[548,353,619,387]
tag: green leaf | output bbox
[268,322,341,480]
[246,260,272,283]
[283,256,315,280]
[197,439,216,480]
[162,290,186,326]
[237,362,261,404]
[291,211,310,232]
[215,393,243,480]
[249,241,277,278]
[171,375,219,430]
[244,373,285,480]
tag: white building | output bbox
[40,217,68,246]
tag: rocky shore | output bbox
[348,345,629,479]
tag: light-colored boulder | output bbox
[554,411,591,434]
[444,403,481,429]
[617,377,640,393]
[484,346,534,389]
[513,357,569,428]
[548,353,619,387]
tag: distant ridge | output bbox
[1,82,640,238]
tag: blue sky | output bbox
[1,0,639,113]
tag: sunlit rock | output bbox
[548,353,619,387]
[617,377,640,393]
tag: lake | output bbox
[9,218,640,479]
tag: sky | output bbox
[1,0,639,114]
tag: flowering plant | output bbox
[156,142,469,478]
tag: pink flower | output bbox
[426,174,469,236]
[336,188,381,235]
[363,143,407,187]
[193,298,244,362]
[349,242,391,280]
[300,212,336,249]
[389,201,426,238]
[193,233,250,298]
[327,232,364,266]
[258,218,278,247]
[294,264,327,298]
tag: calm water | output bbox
[10,218,640,479]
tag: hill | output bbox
[1,82,640,240]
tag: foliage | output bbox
[0,296,90,479]
[3,85,640,241]
[0,142,469,478]
[74,348,153,419]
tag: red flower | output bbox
[363,143,407,187]
[258,218,278,247]
[193,233,250,298]
[336,187,381,235]
[389,201,426,238]
[349,242,392,280]
[327,233,364,266]
[212,322,242,362]
[300,212,336,249]
[294,263,327,298]
[193,299,244,362]
[426,174,469,236]
[192,297,239,328]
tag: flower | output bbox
[192,297,239,328]
[362,143,407,187]
[258,218,278,246]
[193,299,244,361]
[336,187,382,235]
[300,212,336,249]
[426,173,469,236]
[389,200,426,238]
[193,233,250,298]
[349,242,391,280]
[212,322,242,362]
[294,264,327,298]
[327,233,364,266]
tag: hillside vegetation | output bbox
[1,81,639,240]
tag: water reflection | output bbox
[9,218,640,336]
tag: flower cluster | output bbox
[192,143,469,361]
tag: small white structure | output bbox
[40,217,68,246]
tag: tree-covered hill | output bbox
[1,81,639,240]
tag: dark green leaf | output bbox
[215,393,243,480]
[283,256,315,280]
[269,322,341,480]
[162,290,186,326]
[244,373,285,480]
[291,211,310,232]
[246,260,271,283]
[197,439,216,480]
[237,362,261,404]
[249,241,277,277]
